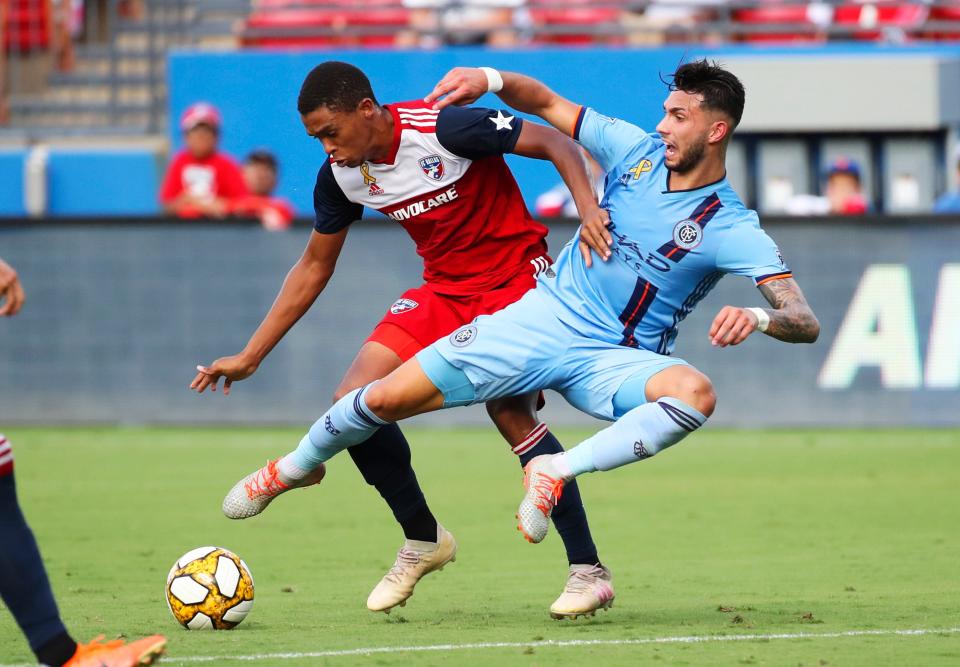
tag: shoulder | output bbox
[314,159,353,203]
[213,153,243,172]
[390,100,440,134]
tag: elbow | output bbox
[804,314,821,344]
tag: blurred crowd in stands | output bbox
[160,102,295,229]
[4,1,960,220]
[240,1,960,49]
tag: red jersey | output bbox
[159,150,249,217]
[312,100,548,295]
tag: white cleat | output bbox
[550,564,615,620]
[517,454,567,544]
[222,458,326,519]
[367,525,457,613]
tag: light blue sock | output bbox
[561,397,707,476]
[285,386,388,472]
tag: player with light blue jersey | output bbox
[541,107,790,356]
[237,60,820,553]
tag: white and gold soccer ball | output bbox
[165,546,254,630]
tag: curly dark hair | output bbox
[669,59,745,128]
[297,61,379,115]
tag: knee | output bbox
[362,382,404,421]
[673,372,716,417]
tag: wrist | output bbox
[746,307,770,333]
[479,67,503,93]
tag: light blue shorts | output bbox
[415,288,687,421]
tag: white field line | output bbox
[2,626,958,667]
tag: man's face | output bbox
[301,101,376,168]
[655,89,717,174]
[826,171,861,212]
[244,162,277,197]
[184,125,218,159]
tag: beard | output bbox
[667,136,707,174]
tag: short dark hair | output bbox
[245,148,278,171]
[297,61,378,115]
[669,59,745,129]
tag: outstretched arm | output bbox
[512,122,611,264]
[190,228,348,393]
[426,68,581,138]
[709,278,820,347]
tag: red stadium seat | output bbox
[920,4,960,40]
[833,3,928,41]
[243,3,409,48]
[731,5,822,44]
[528,0,624,46]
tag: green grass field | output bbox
[1,427,958,666]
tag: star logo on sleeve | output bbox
[489,110,514,131]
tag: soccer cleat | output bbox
[222,458,326,519]
[366,525,457,613]
[516,454,566,544]
[65,634,166,667]
[549,564,615,620]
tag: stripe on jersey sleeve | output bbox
[572,105,586,140]
[755,271,794,286]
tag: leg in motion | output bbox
[487,394,614,619]
[0,436,166,666]
[519,365,715,544]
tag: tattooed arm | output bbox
[708,278,820,347]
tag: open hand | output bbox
[424,67,488,110]
[708,306,759,347]
[578,207,612,268]
[0,258,25,316]
[190,353,259,395]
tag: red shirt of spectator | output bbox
[160,103,249,218]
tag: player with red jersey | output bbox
[191,62,615,619]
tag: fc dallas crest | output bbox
[418,154,444,181]
[390,298,419,314]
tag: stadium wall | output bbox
[1,218,958,428]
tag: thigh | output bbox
[418,289,571,406]
[370,286,467,353]
[557,339,689,421]
[335,341,403,400]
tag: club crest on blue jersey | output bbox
[672,219,703,250]
[450,325,477,347]
[418,154,445,181]
[390,298,419,315]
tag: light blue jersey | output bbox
[537,107,791,355]
[417,106,793,420]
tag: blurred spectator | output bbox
[623,0,728,45]
[397,0,524,48]
[159,103,249,219]
[824,157,868,215]
[933,155,960,214]
[232,149,296,231]
[783,157,868,216]
[536,148,605,218]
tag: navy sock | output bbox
[36,632,78,667]
[347,424,438,542]
[516,429,600,566]
[0,473,75,662]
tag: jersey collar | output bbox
[370,104,402,166]
[662,171,727,195]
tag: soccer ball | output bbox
[165,546,254,630]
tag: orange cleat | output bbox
[65,634,166,667]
